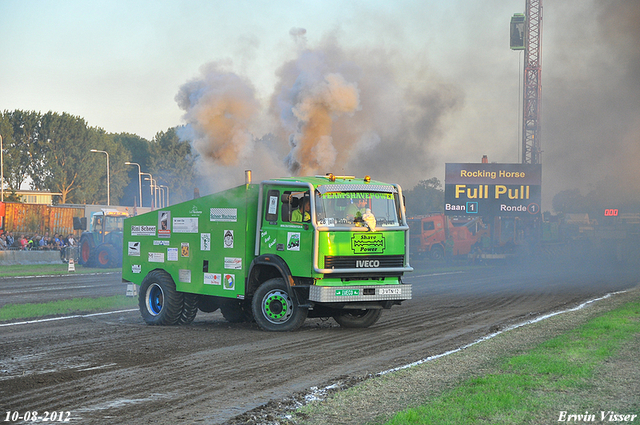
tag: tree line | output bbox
[0,110,196,207]
[3,109,617,216]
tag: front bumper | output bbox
[309,284,411,303]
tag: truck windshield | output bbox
[315,191,400,228]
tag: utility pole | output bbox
[125,162,143,208]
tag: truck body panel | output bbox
[122,185,258,298]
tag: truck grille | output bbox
[324,255,405,269]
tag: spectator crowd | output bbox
[0,231,77,252]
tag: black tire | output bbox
[177,293,199,325]
[139,270,184,325]
[96,244,117,268]
[251,278,308,331]
[430,245,445,261]
[333,309,383,328]
[79,236,95,267]
[197,295,220,313]
[219,299,253,323]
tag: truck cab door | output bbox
[258,187,314,277]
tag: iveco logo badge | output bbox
[356,259,380,268]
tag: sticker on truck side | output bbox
[131,225,156,236]
[224,257,242,269]
[148,252,165,262]
[210,208,237,222]
[128,242,140,256]
[204,273,221,285]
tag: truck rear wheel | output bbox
[333,309,383,328]
[177,293,199,325]
[139,270,184,325]
[251,278,308,331]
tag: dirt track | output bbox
[1,260,638,424]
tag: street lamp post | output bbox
[151,179,160,208]
[158,185,164,209]
[159,184,170,207]
[143,176,158,209]
[140,172,154,209]
[125,162,142,208]
[90,149,110,206]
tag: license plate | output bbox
[378,288,401,295]
[335,289,360,296]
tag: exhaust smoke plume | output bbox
[542,0,640,210]
[175,1,639,213]
[175,62,259,166]
[176,30,462,192]
[283,71,361,175]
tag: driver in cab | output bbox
[291,197,311,222]
[345,198,367,222]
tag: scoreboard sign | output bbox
[444,163,542,216]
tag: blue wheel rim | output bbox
[146,283,164,316]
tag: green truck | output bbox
[122,173,413,331]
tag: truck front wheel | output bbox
[333,309,383,328]
[252,278,308,331]
[139,270,184,325]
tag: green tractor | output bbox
[77,209,127,268]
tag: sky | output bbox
[1,0,638,211]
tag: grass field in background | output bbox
[384,300,640,425]
[0,263,120,277]
[0,295,137,322]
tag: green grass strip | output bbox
[0,295,137,321]
[386,300,640,425]
[0,264,120,277]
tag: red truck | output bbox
[408,214,487,260]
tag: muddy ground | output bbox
[1,259,638,424]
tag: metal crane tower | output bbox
[521,0,543,164]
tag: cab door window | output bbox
[281,191,310,223]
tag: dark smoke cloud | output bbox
[269,34,463,183]
[543,0,640,210]
[177,31,463,192]
[274,47,362,175]
[176,0,638,212]
[175,62,259,166]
